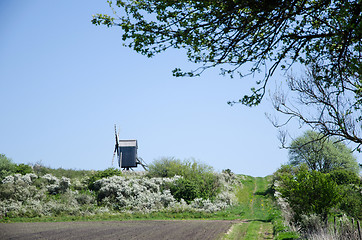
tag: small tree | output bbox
[288,131,359,173]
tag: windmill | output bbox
[112,125,148,171]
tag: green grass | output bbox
[222,222,249,239]
[234,175,276,221]
[244,221,267,239]
[222,175,298,240]
[1,208,242,223]
[223,220,274,240]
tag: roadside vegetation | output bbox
[273,131,362,240]
[0,154,294,239]
[1,147,361,239]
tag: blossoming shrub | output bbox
[93,173,237,213]
[93,175,180,212]
[0,173,94,218]
[87,168,123,190]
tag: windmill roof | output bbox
[118,140,137,147]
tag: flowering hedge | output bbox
[0,170,239,218]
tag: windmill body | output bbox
[113,125,148,171]
[117,140,138,169]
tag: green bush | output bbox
[329,169,362,219]
[329,169,360,185]
[0,154,36,179]
[0,154,17,181]
[147,157,220,202]
[170,178,199,203]
[338,184,362,219]
[276,166,341,224]
[147,157,185,178]
[87,168,122,190]
[15,164,33,175]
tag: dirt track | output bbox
[0,220,237,240]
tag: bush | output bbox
[41,174,71,195]
[329,169,360,185]
[300,215,360,240]
[75,193,95,205]
[147,157,184,178]
[147,157,220,202]
[32,162,49,176]
[15,164,33,175]
[170,178,199,203]
[93,175,179,212]
[87,168,122,190]
[338,184,362,219]
[0,154,17,181]
[276,166,341,224]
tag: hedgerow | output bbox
[0,158,239,219]
[273,164,362,239]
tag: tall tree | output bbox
[288,131,359,173]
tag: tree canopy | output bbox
[92,0,362,146]
[93,0,362,106]
[288,131,359,173]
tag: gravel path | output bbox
[0,220,237,240]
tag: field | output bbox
[0,220,237,240]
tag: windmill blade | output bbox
[114,125,119,146]
[112,125,120,166]
[112,146,117,166]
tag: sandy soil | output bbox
[0,220,237,240]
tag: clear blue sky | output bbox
[1,1,360,176]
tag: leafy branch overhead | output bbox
[92,0,362,106]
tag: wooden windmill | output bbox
[112,125,148,171]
